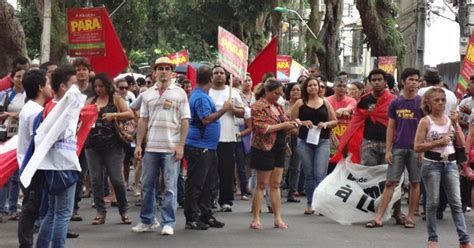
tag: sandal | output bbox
[249,222,263,230]
[274,222,289,229]
[304,209,315,215]
[365,220,383,228]
[121,214,132,224]
[92,215,106,225]
[427,241,439,248]
[404,219,415,228]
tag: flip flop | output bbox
[404,219,415,228]
[274,222,289,229]
[365,220,383,228]
[304,209,315,215]
[250,222,263,230]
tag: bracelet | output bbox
[114,112,117,120]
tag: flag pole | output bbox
[228,73,233,101]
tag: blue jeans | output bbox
[0,169,20,213]
[35,182,76,248]
[140,152,179,227]
[421,160,470,244]
[235,142,250,195]
[297,138,330,207]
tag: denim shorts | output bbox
[386,148,421,182]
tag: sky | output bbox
[424,0,461,66]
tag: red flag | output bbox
[88,8,129,79]
[247,37,278,87]
[186,64,197,89]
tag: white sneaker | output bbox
[161,225,174,235]
[220,204,232,212]
[131,221,160,232]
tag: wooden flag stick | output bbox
[228,73,233,101]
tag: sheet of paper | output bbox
[306,127,321,145]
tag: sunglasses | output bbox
[118,86,128,90]
[157,66,172,71]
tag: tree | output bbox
[355,0,406,60]
[315,0,343,80]
[306,0,321,66]
[0,0,27,76]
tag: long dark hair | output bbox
[93,73,115,99]
[300,76,320,103]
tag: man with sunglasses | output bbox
[132,57,190,236]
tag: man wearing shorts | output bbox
[366,68,423,228]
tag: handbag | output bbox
[43,170,80,195]
[113,96,135,144]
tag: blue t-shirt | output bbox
[388,95,424,149]
[186,88,220,149]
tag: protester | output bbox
[283,83,302,203]
[39,62,57,80]
[17,69,52,248]
[414,87,472,248]
[70,58,94,222]
[35,66,83,248]
[184,65,228,230]
[182,79,193,97]
[348,81,364,101]
[0,67,26,222]
[132,57,190,236]
[250,79,298,230]
[366,68,423,229]
[85,73,133,225]
[308,65,321,78]
[327,77,356,163]
[209,65,245,212]
[0,57,30,92]
[291,76,337,215]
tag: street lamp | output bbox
[273,6,318,40]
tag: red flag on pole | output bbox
[186,64,197,89]
[87,8,129,79]
[247,36,278,87]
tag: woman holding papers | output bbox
[291,76,337,215]
[249,79,299,230]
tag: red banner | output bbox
[217,26,248,81]
[168,50,189,66]
[378,56,397,75]
[67,7,105,57]
[277,55,292,82]
[456,33,474,97]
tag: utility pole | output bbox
[458,0,470,60]
[40,0,51,63]
[415,0,426,69]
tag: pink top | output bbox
[425,115,455,155]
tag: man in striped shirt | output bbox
[132,57,190,236]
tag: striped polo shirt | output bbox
[140,83,191,153]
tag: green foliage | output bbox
[17,0,41,59]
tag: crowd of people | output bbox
[1,55,474,248]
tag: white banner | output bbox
[312,156,401,225]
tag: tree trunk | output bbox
[0,1,27,76]
[315,0,343,81]
[35,0,68,64]
[306,0,321,66]
[355,0,405,58]
[270,0,281,38]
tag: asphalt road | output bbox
[1,189,473,248]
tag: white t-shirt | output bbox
[17,100,43,166]
[127,90,137,102]
[2,91,26,138]
[209,85,244,142]
[418,86,458,115]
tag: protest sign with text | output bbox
[217,27,248,81]
[378,56,397,75]
[456,33,474,97]
[277,55,292,82]
[67,7,105,57]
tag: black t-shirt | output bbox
[298,103,330,140]
[357,94,386,141]
[81,82,96,99]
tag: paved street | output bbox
[1,189,473,248]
